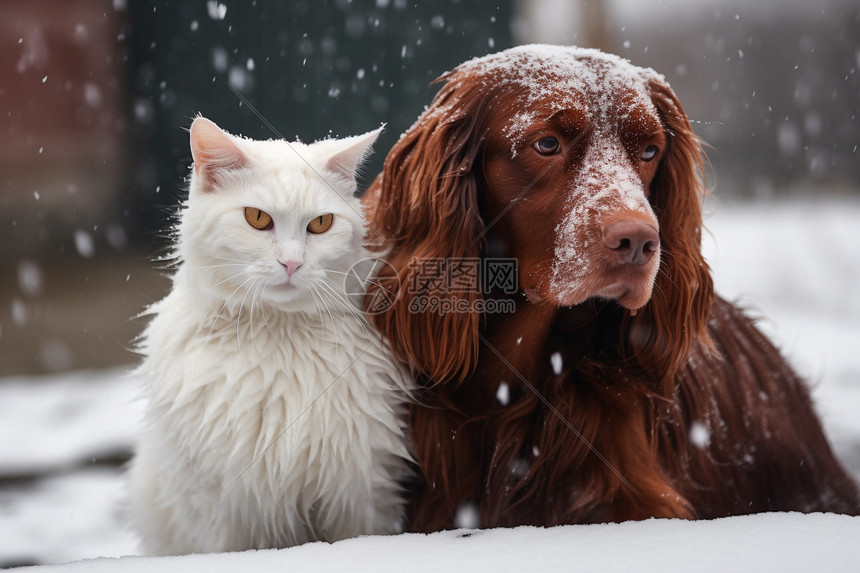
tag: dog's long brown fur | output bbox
[363,46,860,531]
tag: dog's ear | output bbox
[625,78,715,388]
[363,74,488,385]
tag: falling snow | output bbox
[73,230,95,259]
[453,503,479,529]
[496,382,510,406]
[17,260,43,297]
[83,83,102,108]
[105,225,128,250]
[206,1,227,21]
[550,352,563,375]
[212,47,228,72]
[11,299,28,326]
[689,421,711,449]
[228,66,250,91]
[134,100,153,123]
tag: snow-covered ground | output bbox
[1,197,858,571]
[15,513,860,573]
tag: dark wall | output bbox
[125,0,513,241]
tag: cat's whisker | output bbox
[319,277,364,314]
[253,280,276,338]
[208,275,254,342]
[319,288,350,349]
[309,286,341,350]
[318,279,362,318]
[207,295,237,339]
[191,262,247,271]
[189,255,250,274]
[206,270,248,296]
[322,268,397,295]
[199,254,249,264]
[194,264,247,288]
[236,278,260,353]
[317,279,372,336]
[245,279,267,358]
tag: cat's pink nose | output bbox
[281,260,303,278]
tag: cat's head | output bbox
[178,116,381,312]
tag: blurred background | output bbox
[2,0,858,376]
[0,0,858,567]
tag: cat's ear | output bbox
[189,117,247,187]
[321,125,384,183]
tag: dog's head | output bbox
[475,47,671,310]
[365,45,714,384]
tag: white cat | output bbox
[127,117,412,554]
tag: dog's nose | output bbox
[602,221,660,266]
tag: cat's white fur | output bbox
[127,117,412,554]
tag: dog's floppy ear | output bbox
[625,78,715,388]
[364,73,488,385]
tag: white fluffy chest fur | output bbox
[129,285,411,554]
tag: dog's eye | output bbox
[641,145,659,162]
[534,137,560,155]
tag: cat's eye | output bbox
[307,213,334,234]
[534,136,560,155]
[641,145,659,162]
[244,207,273,230]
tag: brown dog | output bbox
[363,45,860,531]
